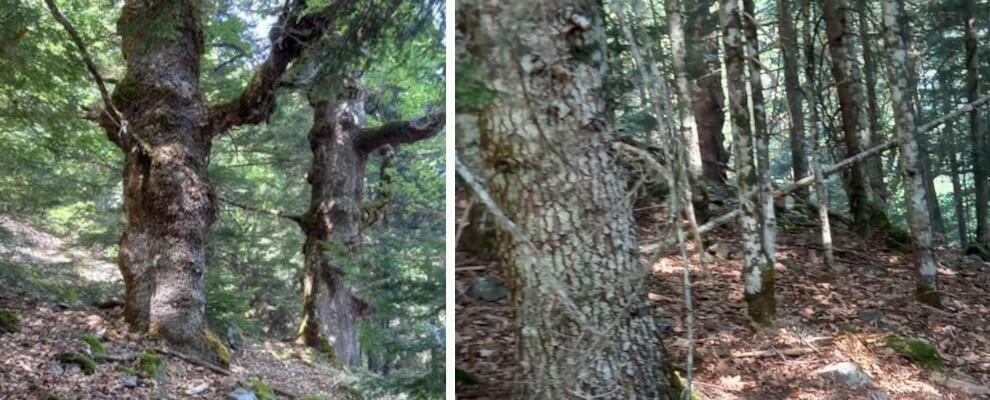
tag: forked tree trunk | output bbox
[108,0,339,365]
[722,0,775,325]
[297,94,444,367]
[458,0,674,397]
[822,0,885,229]
[879,0,940,305]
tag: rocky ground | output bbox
[455,194,990,399]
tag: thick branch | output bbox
[206,0,350,135]
[354,112,445,153]
[698,94,990,234]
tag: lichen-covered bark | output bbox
[684,0,728,183]
[779,0,807,197]
[964,0,990,246]
[879,0,940,305]
[722,0,774,324]
[458,0,673,397]
[822,0,884,228]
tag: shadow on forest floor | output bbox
[455,195,990,399]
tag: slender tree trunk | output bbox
[879,0,940,305]
[964,0,990,246]
[803,0,835,270]
[458,1,674,397]
[822,0,884,229]
[667,0,702,180]
[857,0,888,202]
[778,0,807,197]
[723,0,774,325]
[946,126,969,248]
[685,0,729,183]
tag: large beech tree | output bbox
[457,0,674,397]
[49,0,349,363]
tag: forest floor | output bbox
[0,216,359,400]
[455,193,990,399]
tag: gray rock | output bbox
[857,309,883,324]
[49,363,65,376]
[817,362,872,387]
[227,388,258,400]
[186,383,210,396]
[468,277,508,302]
[120,376,138,388]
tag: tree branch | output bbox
[42,0,124,145]
[206,0,353,136]
[354,112,445,153]
[219,196,303,226]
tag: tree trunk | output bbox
[803,0,835,270]
[113,0,226,365]
[297,96,371,367]
[107,0,336,365]
[879,0,940,305]
[822,0,884,229]
[667,0,702,180]
[723,0,775,325]
[857,0,888,202]
[964,0,990,246]
[458,1,674,397]
[685,0,729,183]
[779,0,807,198]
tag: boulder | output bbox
[816,362,872,387]
[227,388,258,400]
[467,277,508,302]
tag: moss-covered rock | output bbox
[57,351,97,375]
[0,309,18,334]
[80,334,107,363]
[138,352,166,379]
[248,377,276,400]
[886,335,944,372]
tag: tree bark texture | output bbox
[111,0,339,364]
[722,0,775,325]
[667,0,702,180]
[458,0,674,397]
[856,0,889,202]
[879,0,940,305]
